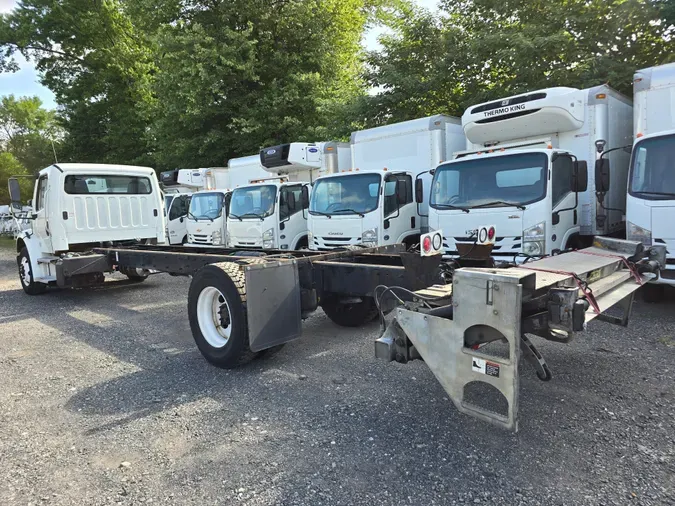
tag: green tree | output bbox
[0,0,157,166]
[0,95,62,204]
[150,0,372,168]
[366,0,674,123]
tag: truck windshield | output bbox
[430,153,548,209]
[230,185,276,218]
[629,134,675,200]
[310,173,381,215]
[189,192,225,220]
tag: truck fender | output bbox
[15,233,46,278]
[561,227,582,250]
[291,233,308,250]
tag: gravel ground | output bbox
[0,245,673,506]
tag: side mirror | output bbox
[595,158,610,193]
[572,161,588,192]
[8,177,22,211]
[396,180,407,205]
[287,191,296,210]
[179,216,184,223]
[415,178,424,204]
[301,185,310,210]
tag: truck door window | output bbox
[384,174,412,216]
[35,176,48,211]
[169,195,189,221]
[279,185,302,220]
[551,155,574,207]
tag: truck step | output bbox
[37,256,59,264]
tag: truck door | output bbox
[279,184,305,248]
[33,174,53,253]
[167,194,190,245]
[383,173,415,244]
[550,155,578,251]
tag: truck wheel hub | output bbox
[196,286,232,348]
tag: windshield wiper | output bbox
[466,201,526,211]
[331,208,365,217]
[240,212,264,221]
[187,211,196,220]
[434,204,469,213]
[229,213,242,221]
[635,191,675,198]
[308,210,331,219]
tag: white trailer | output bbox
[308,115,464,250]
[7,163,166,293]
[227,142,349,250]
[626,63,675,299]
[426,86,632,259]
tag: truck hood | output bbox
[436,208,523,256]
[310,215,365,249]
[228,219,264,247]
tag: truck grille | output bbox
[313,236,359,250]
[190,233,211,244]
[443,236,522,256]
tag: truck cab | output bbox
[308,170,413,249]
[307,115,464,250]
[186,189,231,247]
[626,63,675,292]
[9,163,165,293]
[227,179,306,249]
[428,86,632,259]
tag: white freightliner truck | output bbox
[625,63,675,300]
[227,142,350,250]
[307,115,465,250]
[426,86,632,260]
[185,157,268,247]
[8,163,166,293]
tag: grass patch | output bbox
[0,235,15,250]
[658,336,675,347]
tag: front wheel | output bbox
[321,295,379,327]
[17,247,47,295]
[187,261,258,368]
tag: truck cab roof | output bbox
[45,163,156,175]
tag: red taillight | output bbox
[488,226,495,240]
[423,236,431,252]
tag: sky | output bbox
[0,0,440,110]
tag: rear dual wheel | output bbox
[187,260,285,368]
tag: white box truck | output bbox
[308,115,464,250]
[8,163,166,294]
[227,142,349,250]
[186,157,269,247]
[626,63,675,299]
[426,85,632,259]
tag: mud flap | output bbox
[384,268,534,431]
[245,261,302,352]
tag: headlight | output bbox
[361,227,378,246]
[627,221,651,246]
[263,228,274,249]
[212,230,223,245]
[225,230,231,246]
[523,222,545,256]
[308,232,314,243]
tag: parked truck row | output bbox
[5,62,674,431]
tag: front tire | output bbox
[187,261,258,368]
[321,295,379,327]
[17,247,47,295]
